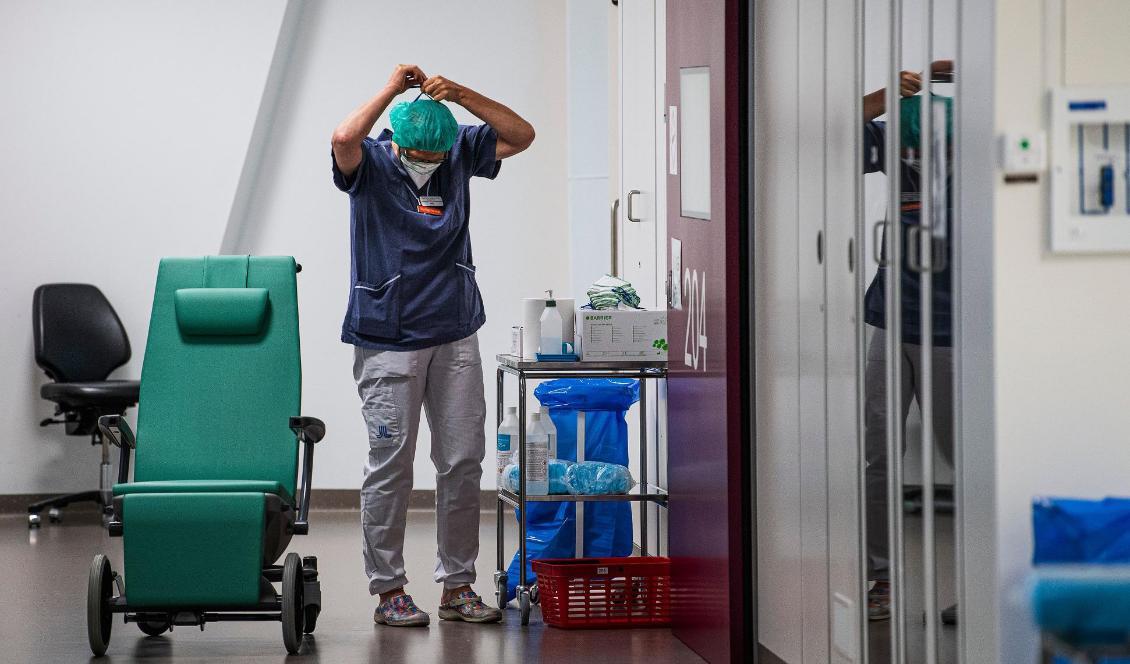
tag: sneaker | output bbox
[868,581,891,621]
[438,591,503,624]
[374,594,430,627]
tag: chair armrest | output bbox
[289,416,325,444]
[98,415,135,449]
[289,416,326,535]
[98,415,135,496]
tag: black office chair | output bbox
[30,284,140,528]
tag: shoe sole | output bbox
[438,607,503,624]
[374,614,430,627]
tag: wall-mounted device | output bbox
[1049,87,1130,253]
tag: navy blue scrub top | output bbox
[862,120,953,347]
[331,124,501,350]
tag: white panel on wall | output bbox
[0,0,286,494]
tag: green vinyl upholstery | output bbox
[133,256,300,498]
[114,480,294,506]
[119,255,302,608]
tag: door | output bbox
[666,1,750,662]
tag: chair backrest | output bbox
[33,284,131,382]
[133,256,301,496]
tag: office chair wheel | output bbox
[138,619,170,637]
[28,513,41,528]
[48,507,62,523]
[303,606,319,634]
[87,554,114,656]
[281,552,304,654]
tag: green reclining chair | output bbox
[87,256,326,656]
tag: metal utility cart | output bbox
[493,354,669,625]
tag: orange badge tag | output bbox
[417,205,443,216]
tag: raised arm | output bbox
[421,76,535,159]
[332,64,428,177]
[862,60,953,122]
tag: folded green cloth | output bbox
[587,275,642,310]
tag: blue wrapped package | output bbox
[1033,497,1130,564]
[565,461,636,495]
[501,460,573,495]
[504,378,639,602]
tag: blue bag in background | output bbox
[505,378,639,601]
[1033,497,1130,564]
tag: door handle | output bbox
[872,221,889,267]
[611,198,620,277]
[626,190,642,222]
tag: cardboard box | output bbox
[575,309,669,361]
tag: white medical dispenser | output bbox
[1049,87,1130,253]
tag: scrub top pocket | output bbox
[351,275,401,339]
[456,262,484,327]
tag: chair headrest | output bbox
[174,288,269,336]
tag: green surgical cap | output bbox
[389,98,459,153]
[899,94,953,151]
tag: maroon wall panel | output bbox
[666,1,748,662]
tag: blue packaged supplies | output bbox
[504,378,639,602]
[565,461,636,495]
[501,460,573,495]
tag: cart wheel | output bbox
[138,619,170,637]
[48,507,62,523]
[87,554,114,656]
[281,552,304,654]
[529,583,540,605]
[518,587,532,626]
[494,573,509,610]
[28,513,41,528]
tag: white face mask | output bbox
[400,153,442,187]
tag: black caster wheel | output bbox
[529,583,540,605]
[494,572,508,610]
[281,552,304,654]
[87,554,114,656]
[303,605,320,634]
[517,586,532,626]
[138,619,170,637]
[48,507,62,523]
[28,513,41,529]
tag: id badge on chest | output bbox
[417,195,444,216]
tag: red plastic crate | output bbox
[532,556,671,629]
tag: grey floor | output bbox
[866,514,959,664]
[0,507,704,664]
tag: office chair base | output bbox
[28,490,110,528]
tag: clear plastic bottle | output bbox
[497,407,519,483]
[525,412,550,496]
[539,291,563,356]
[538,405,558,458]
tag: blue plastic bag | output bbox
[501,460,573,495]
[505,378,639,601]
[1033,497,1130,564]
[565,461,636,495]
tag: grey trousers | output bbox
[353,333,486,595]
[864,328,954,582]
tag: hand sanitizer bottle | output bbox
[539,290,563,357]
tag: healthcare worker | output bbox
[330,64,534,627]
[860,60,958,625]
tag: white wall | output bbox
[222,0,568,490]
[0,0,571,494]
[0,0,286,494]
[992,0,1130,660]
